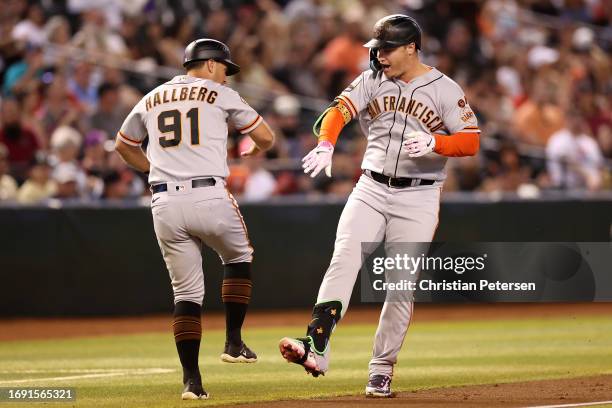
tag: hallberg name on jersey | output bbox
[366,96,444,133]
[145,86,218,111]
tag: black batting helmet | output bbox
[363,14,422,51]
[183,39,240,76]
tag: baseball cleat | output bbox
[220,341,258,363]
[278,337,328,377]
[365,374,394,398]
[181,378,209,400]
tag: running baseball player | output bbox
[279,15,480,397]
[115,38,275,400]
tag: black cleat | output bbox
[181,377,209,400]
[365,374,394,398]
[220,341,258,363]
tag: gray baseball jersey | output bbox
[117,74,260,306]
[118,75,262,184]
[338,67,479,180]
[314,68,480,377]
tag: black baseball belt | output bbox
[151,178,216,194]
[366,170,436,188]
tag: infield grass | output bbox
[0,315,611,407]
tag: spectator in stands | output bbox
[49,125,91,197]
[321,11,369,92]
[0,0,609,198]
[44,16,71,46]
[101,170,129,200]
[513,79,565,146]
[2,43,44,96]
[105,150,145,199]
[480,142,531,192]
[239,136,277,202]
[0,143,18,201]
[68,62,98,112]
[81,130,108,174]
[37,76,85,140]
[546,114,603,190]
[11,3,47,46]
[16,153,56,204]
[52,163,80,200]
[231,37,288,108]
[597,123,612,160]
[0,98,39,180]
[272,35,322,98]
[88,83,125,140]
[71,8,127,60]
[444,19,486,80]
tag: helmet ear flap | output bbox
[369,48,382,76]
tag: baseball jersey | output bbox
[117,75,263,184]
[338,67,480,180]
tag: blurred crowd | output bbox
[0,0,610,204]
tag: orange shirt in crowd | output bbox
[323,36,369,78]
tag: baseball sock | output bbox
[173,301,202,383]
[306,301,342,354]
[222,262,252,346]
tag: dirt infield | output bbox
[1,303,611,341]
[237,375,612,408]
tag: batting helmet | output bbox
[363,14,422,51]
[183,39,240,76]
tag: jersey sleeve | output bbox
[117,100,148,146]
[439,82,480,134]
[224,89,263,134]
[336,71,375,119]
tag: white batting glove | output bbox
[302,141,334,178]
[403,131,436,158]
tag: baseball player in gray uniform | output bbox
[115,39,275,400]
[279,15,480,397]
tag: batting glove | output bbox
[302,141,334,178]
[403,131,436,158]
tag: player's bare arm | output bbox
[114,139,150,173]
[240,121,275,157]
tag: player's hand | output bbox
[403,131,435,158]
[240,143,261,157]
[302,141,334,178]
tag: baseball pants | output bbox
[316,172,441,377]
[151,178,253,306]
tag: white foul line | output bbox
[0,368,174,385]
[524,401,612,408]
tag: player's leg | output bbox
[366,186,441,397]
[280,175,387,375]
[151,198,208,400]
[191,189,257,363]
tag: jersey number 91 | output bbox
[158,108,200,148]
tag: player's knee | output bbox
[173,283,204,306]
[222,262,252,304]
[222,247,253,264]
[173,293,204,305]
[170,269,205,305]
